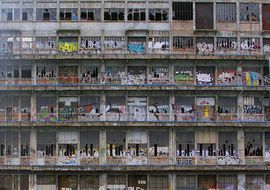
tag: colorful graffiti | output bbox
[37,106,57,122]
[217,71,238,85]
[241,71,262,86]
[128,43,145,53]
[58,42,78,53]
[175,71,193,82]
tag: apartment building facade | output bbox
[0,0,270,189]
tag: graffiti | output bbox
[59,107,77,120]
[58,42,78,53]
[58,156,76,165]
[243,105,262,114]
[241,71,262,86]
[128,44,145,53]
[217,71,238,85]
[197,43,214,55]
[196,73,213,84]
[263,44,270,53]
[196,98,215,106]
[149,104,169,121]
[105,101,125,121]
[36,67,56,79]
[217,156,241,165]
[37,106,57,122]
[216,41,238,50]
[175,71,193,82]
[81,69,99,84]
[176,158,194,165]
[148,41,169,53]
[104,40,125,49]
[240,40,260,51]
[77,103,101,121]
[118,72,146,85]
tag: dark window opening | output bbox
[172,2,193,20]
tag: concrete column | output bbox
[19,96,22,121]
[238,173,245,190]
[169,128,176,165]
[99,174,106,190]
[29,173,36,190]
[100,60,105,73]
[168,174,176,190]
[237,129,245,165]
[236,2,240,53]
[193,2,196,30]
[99,128,106,165]
[169,62,174,85]
[0,1,2,22]
[33,1,36,21]
[100,93,106,121]
[30,127,37,165]
[77,128,80,165]
[169,0,172,54]
[213,2,216,30]
[31,93,36,121]
[169,94,175,121]
[237,92,243,121]
[32,61,37,85]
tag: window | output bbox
[242,67,262,86]
[21,67,31,78]
[0,175,12,189]
[107,175,126,190]
[128,9,146,21]
[174,66,194,84]
[106,96,126,121]
[240,37,260,51]
[218,97,237,114]
[149,9,168,21]
[148,37,169,53]
[60,8,78,21]
[218,132,237,156]
[263,4,270,30]
[218,175,237,190]
[176,175,196,190]
[22,8,33,21]
[240,3,260,22]
[148,66,169,84]
[216,3,236,22]
[20,130,30,157]
[149,175,168,190]
[21,37,33,53]
[80,175,99,190]
[6,129,19,157]
[36,8,57,21]
[80,37,101,51]
[81,8,101,21]
[217,67,238,85]
[58,175,77,190]
[37,175,56,189]
[80,131,99,157]
[173,37,193,49]
[245,132,263,156]
[36,96,56,121]
[104,66,125,84]
[195,3,213,29]
[21,96,31,121]
[176,132,195,157]
[104,36,125,50]
[148,96,170,121]
[149,130,169,156]
[198,175,216,190]
[37,129,56,157]
[196,66,215,85]
[104,9,125,21]
[128,175,147,190]
[20,175,29,190]
[80,65,100,84]
[36,37,57,50]
[106,131,126,157]
[196,37,214,55]
[246,175,264,190]
[172,2,193,20]
[216,37,238,50]
[78,96,100,121]
[1,9,13,21]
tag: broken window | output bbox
[218,97,237,114]
[80,130,99,158]
[126,66,147,84]
[174,96,195,121]
[36,8,57,21]
[104,36,125,51]
[103,65,125,84]
[172,2,193,20]
[21,37,33,54]
[128,97,147,122]
[59,8,78,21]
[107,175,126,190]
[80,65,99,84]
[148,66,169,84]
[149,9,168,21]
[126,130,147,165]
[240,3,260,22]
[149,130,169,156]
[195,3,213,29]
[0,36,15,54]
[1,8,20,21]
[246,175,264,190]
[78,96,100,121]
[36,96,56,122]
[197,130,217,156]
[37,175,56,189]
[198,175,217,190]
[173,37,194,49]
[104,9,125,21]
[176,175,196,190]
[196,66,215,85]
[58,131,78,165]
[218,175,237,190]
[21,96,31,121]
[148,37,169,53]
[217,66,238,85]
[174,66,194,84]
[242,67,262,86]
[58,97,78,121]
[128,9,146,21]
[21,66,31,79]
[58,175,77,190]
[37,129,56,157]
[176,131,195,157]
[22,8,33,21]
[0,175,12,189]
[216,3,236,22]
[149,96,170,121]
[245,132,263,156]
[216,37,238,51]
[81,8,101,21]
[106,131,126,157]
[218,132,237,156]
[149,175,168,190]
[106,96,126,121]
[196,37,214,55]
[36,65,57,84]
[80,175,99,190]
[58,66,78,84]
[36,37,57,53]
[128,175,147,190]
[240,37,260,51]
[128,37,146,54]
[20,130,30,157]
[6,129,19,157]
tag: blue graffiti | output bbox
[128,44,145,53]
